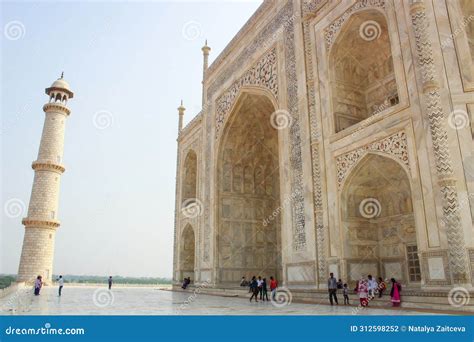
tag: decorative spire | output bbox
[178,99,185,111]
[177,100,185,132]
[201,39,211,55]
[201,40,211,106]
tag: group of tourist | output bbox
[241,276,278,302]
[328,273,402,307]
[32,274,64,296]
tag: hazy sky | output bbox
[1,0,262,278]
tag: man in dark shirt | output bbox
[328,273,338,305]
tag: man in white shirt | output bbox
[367,274,377,299]
[57,275,64,297]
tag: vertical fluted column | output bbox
[410,0,470,283]
[17,76,73,284]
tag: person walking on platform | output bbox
[249,276,259,302]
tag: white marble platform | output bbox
[0,285,439,316]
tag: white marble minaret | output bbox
[17,74,74,283]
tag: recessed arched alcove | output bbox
[216,90,282,284]
[182,150,197,203]
[330,10,399,133]
[341,154,420,285]
[180,224,195,281]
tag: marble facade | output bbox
[173,0,474,299]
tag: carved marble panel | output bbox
[336,131,409,189]
[215,48,278,139]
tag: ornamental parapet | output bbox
[43,103,71,116]
[32,161,65,174]
[22,217,61,229]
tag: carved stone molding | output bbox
[215,48,278,139]
[22,218,60,230]
[410,0,469,283]
[284,4,307,252]
[420,250,451,286]
[469,249,474,284]
[324,0,386,50]
[303,17,327,280]
[336,131,409,189]
[43,103,70,116]
[32,161,65,174]
[302,0,328,18]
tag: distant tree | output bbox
[0,275,16,289]
[51,274,172,285]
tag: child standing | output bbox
[343,283,349,305]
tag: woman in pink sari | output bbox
[390,278,401,307]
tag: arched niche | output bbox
[330,10,399,133]
[216,90,282,284]
[180,224,195,281]
[182,150,197,203]
[341,154,420,285]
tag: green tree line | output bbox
[0,274,172,288]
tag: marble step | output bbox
[172,285,474,313]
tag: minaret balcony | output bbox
[43,102,71,116]
[32,161,65,174]
[22,217,61,229]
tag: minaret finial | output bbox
[60,71,64,79]
[177,100,186,132]
[201,41,211,106]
